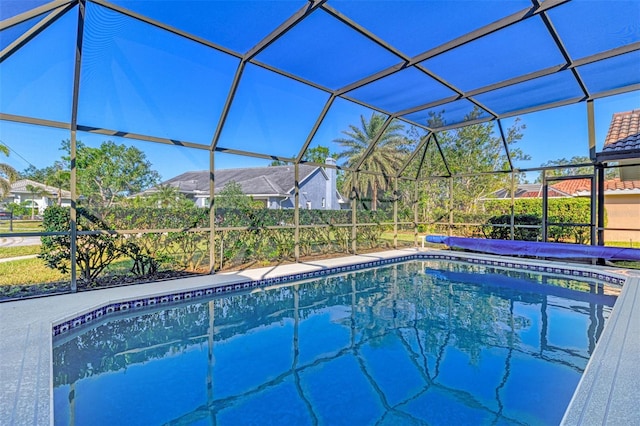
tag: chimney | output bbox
[324,157,336,210]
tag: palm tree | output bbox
[45,166,70,206]
[25,183,49,220]
[150,185,189,208]
[0,144,18,200]
[334,113,407,210]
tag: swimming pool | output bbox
[52,259,617,425]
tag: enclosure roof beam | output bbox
[335,0,569,95]
[395,133,431,178]
[414,135,432,181]
[243,0,327,61]
[353,115,395,172]
[0,0,74,30]
[431,133,452,177]
[537,3,590,98]
[0,1,75,64]
[497,120,514,172]
[92,0,242,58]
[296,95,336,163]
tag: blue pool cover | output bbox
[426,235,640,261]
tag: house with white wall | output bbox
[144,158,345,210]
[2,179,71,215]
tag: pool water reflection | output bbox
[53,260,617,425]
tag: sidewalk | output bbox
[0,236,41,247]
[0,254,38,263]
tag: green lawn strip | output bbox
[605,241,640,249]
[0,256,134,286]
[0,220,44,233]
[0,257,67,286]
[380,231,418,244]
[0,245,41,259]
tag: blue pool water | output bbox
[53,260,617,425]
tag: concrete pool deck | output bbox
[1,248,638,425]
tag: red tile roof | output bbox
[603,178,640,191]
[602,109,640,153]
[550,178,640,195]
[551,179,591,195]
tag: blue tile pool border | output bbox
[51,253,626,337]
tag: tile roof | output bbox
[491,184,572,199]
[601,109,640,156]
[155,164,320,197]
[551,178,640,195]
[490,178,640,199]
[602,178,640,192]
[10,179,71,198]
[551,178,591,195]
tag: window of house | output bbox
[322,197,326,208]
[306,201,312,210]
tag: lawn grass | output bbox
[606,241,640,249]
[0,257,67,285]
[0,245,40,259]
[380,231,418,244]
[0,220,43,233]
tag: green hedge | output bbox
[482,198,595,243]
[482,214,541,241]
[40,206,393,282]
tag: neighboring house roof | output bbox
[492,184,571,199]
[10,179,71,198]
[150,164,322,197]
[597,109,640,162]
[551,179,591,195]
[490,178,640,199]
[569,178,640,196]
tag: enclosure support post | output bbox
[510,171,515,240]
[541,170,548,242]
[209,150,216,272]
[597,164,605,247]
[393,177,398,249]
[68,0,86,292]
[294,163,300,262]
[448,177,453,237]
[414,179,419,247]
[590,172,597,246]
[352,171,357,254]
[587,100,596,161]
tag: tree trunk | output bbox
[372,181,378,211]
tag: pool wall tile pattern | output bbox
[51,253,624,337]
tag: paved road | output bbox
[0,236,42,247]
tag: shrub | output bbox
[40,206,120,282]
[482,214,541,241]
[481,198,595,243]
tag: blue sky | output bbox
[1,1,639,182]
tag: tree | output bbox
[45,163,70,206]
[147,185,192,209]
[268,145,335,166]
[0,144,18,199]
[61,140,160,208]
[397,109,528,226]
[334,113,408,210]
[535,156,617,182]
[25,183,49,220]
[215,181,259,210]
[303,145,334,164]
